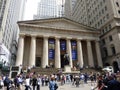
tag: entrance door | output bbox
[36,57,41,67]
[113,61,119,73]
[61,54,65,68]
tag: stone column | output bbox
[16,35,25,66]
[29,35,36,67]
[66,38,72,68]
[77,39,84,68]
[95,41,103,67]
[55,37,61,68]
[87,40,94,67]
[42,36,49,68]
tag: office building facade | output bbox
[34,0,58,19]
[72,0,120,71]
[0,0,27,65]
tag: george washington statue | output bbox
[64,53,70,65]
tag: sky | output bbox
[24,0,63,20]
[24,0,40,20]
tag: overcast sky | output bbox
[24,0,63,20]
[24,0,40,20]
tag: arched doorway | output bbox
[113,61,119,73]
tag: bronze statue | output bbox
[64,53,70,65]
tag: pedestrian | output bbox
[25,75,31,90]
[84,73,88,84]
[41,76,45,86]
[0,75,4,89]
[32,75,37,90]
[4,76,11,90]
[37,75,41,90]
[93,75,105,90]
[49,77,58,90]
[107,76,120,90]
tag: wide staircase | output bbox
[80,68,103,74]
[30,67,59,75]
[29,67,102,75]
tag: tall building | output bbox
[72,0,120,71]
[34,0,77,19]
[34,0,58,19]
[0,0,27,65]
[0,0,10,42]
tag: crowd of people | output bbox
[0,68,120,90]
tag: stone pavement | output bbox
[6,81,96,90]
[40,82,96,90]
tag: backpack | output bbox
[4,78,10,86]
[14,77,19,87]
[54,83,58,90]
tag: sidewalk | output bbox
[41,82,96,90]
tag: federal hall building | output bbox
[16,17,103,68]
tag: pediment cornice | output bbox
[19,23,100,34]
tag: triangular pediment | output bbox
[18,17,96,31]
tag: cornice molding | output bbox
[19,23,100,34]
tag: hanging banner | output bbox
[71,41,77,60]
[48,39,55,60]
[60,40,66,51]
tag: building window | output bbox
[118,10,120,14]
[102,39,105,45]
[103,47,108,57]
[105,27,108,32]
[102,9,104,14]
[99,11,101,16]
[98,22,100,27]
[109,24,112,30]
[100,19,102,24]
[111,46,116,55]
[116,2,119,7]
[109,35,113,41]
[100,2,102,6]
[103,0,105,3]
[105,6,107,11]
[106,14,109,19]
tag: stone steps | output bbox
[29,67,102,75]
[80,68,102,74]
[30,67,59,75]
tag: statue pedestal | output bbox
[64,65,71,72]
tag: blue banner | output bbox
[71,41,77,60]
[60,40,66,51]
[48,39,55,60]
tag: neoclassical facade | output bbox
[16,17,103,68]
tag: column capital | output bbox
[86,39,91,42]
[55,36,61,39]
[43,35,49,39]
[66,37,72,40]
[31,34,37,38]
[19,34,25,38]
[76,38,82,41]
